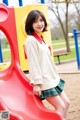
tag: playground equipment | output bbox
[0,0,22,65]
[1,0,23,6]
[3,0,8,5]
[73,28,80,69]
[0,3,64,120]
[0,0,23,63]
[0,38,3,62]
[0,0,52,71]
[41,0,45,3]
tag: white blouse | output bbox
[25,35,60,91]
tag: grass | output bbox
[52,37,74,43]
[52,42,75,49]
[2,49,11,62]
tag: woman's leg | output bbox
[59,91,70,118]
[46,95,66,118]
[46,91,70,119]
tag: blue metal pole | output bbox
[73,28,80,69]
[0,40,3,63]
[41,0,45,3]
[3,0,8,5]
[19,0,23,6]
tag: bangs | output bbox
[32,12,40,22]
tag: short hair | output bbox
[25,10,47,35]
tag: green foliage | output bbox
[1,38,9,48]
[2,49,11,62]
[52,42,75,49]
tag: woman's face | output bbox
[32,15,45,35]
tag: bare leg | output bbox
[46,92,70,119]
[59,91,70,119]
[46,95,66,118]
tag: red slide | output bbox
[0,64,64,120]
[0,4,64,120]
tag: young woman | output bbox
[25,10,70,119]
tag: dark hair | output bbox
[25,10,47,35]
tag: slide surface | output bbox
[0,66,64,120]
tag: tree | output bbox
[73,1,80,30]
[48,0,73,52]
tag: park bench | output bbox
[53,50,71,64]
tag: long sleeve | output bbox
[25,36,60,91]
[25,38,43,85]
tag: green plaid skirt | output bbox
[40,79,65,100]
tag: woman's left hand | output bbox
[33,85,41,96]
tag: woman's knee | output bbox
[65,98,70,109]
[56,102,66,112]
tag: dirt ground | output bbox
[42,74,80,120]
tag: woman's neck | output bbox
[33,32,43,40]
[34,32,41,37]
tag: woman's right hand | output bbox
[33,85,41,96]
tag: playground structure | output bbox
[0,0,23,65]
[0,0,52,71]
[73,28,80,69]
[0,0,23,6]
[0,38,3,63]
[0,2,64,120]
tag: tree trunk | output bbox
[65,1,71,52]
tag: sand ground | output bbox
[43,74,80,120]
